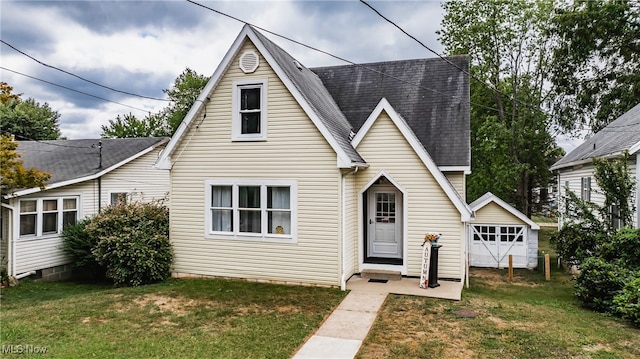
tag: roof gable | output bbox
[157,24,364,169]
[312,56,470,168]
[10,137,168,198]
[469,192,540,229]
[354,98,472,221]
[551,103,640,170]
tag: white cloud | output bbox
[1,0,448,139]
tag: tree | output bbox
[438,0,563,216]
[161,68,209,134]
[103,68,209,138]
[1,82,21,104]
[0,134,50,195]
[549,0,640,134]
[0,83,61,140]
[101,113,170,138]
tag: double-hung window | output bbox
[18,197,79,238]
[581,177,591,201]
[232,79,267,141]
[206,180,296,242]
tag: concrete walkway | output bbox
[292,276,463,358]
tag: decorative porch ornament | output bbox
[423,232,441,246]
[420,232,442,288]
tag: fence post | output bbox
[545,254,551,281]
[508,254,513,282]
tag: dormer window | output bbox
[232,79,267,141]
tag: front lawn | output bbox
[0,278,346,358]
[358,228,640,358]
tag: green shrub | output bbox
[574,257,630,312]
[551,223,607,267]
[600,228,640,269]
[86,201,172,286]
[61,219,104,278]
[613,274,640,327]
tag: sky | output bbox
[0,0,580,151]
[1,0,447,139]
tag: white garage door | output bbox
[470,225,528,268]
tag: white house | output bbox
[1,137,169,281]
[550,103,640,229]
[156,25,475,289]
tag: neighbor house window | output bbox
[110,192,128,205]
[18,197,79,238]
[19,200,37,236]
[581,177,591,201]
[232,79,267,141]
[206,180,296,241]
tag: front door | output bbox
[367,188,402,259]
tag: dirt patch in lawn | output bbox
[358,297,474,359]
[133,294,197,316]
[470,268,541,288]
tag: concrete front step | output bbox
[360,269,402,281]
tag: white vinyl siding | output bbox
[473,202,524,225]
[10,147,168,275]
[558,158,638,229]
[354,111,465,280]
[169,40,342,286]
[444,172,466,199]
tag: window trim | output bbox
[205,179,297,243]
[231,79,268,141]
[17,196,80,239]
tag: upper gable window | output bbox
[232,79,267,141]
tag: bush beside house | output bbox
[552,155,639,326]
[62,201,172,286]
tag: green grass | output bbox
[0,278,346,358]
[358,227,640,359]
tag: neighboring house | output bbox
[0,137,169,280]
[156,24,473,289]
[468,192,540,269]
[550,103,640,229]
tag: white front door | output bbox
[367,188,402,259]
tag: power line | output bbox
[185,0,499,113]
[1,39,170,102]
[1,66,151,113]
[359,0,548,118]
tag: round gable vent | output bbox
[239,50,259,73]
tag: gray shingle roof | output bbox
[311,56,470,167]
[550,103,640,170]
[250,27,365,165]
[16,137,168,186]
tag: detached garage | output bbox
[468,192,540,269]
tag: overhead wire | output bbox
[1,66,152,113]
[185,0,500,114]
[358,0,550,119]
[1,39,170,102]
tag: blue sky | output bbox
[1,0,445,139]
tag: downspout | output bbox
[340,166,360,291]
[1,202,14,277]
[636,154,639,229]
[94,141,103,212]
